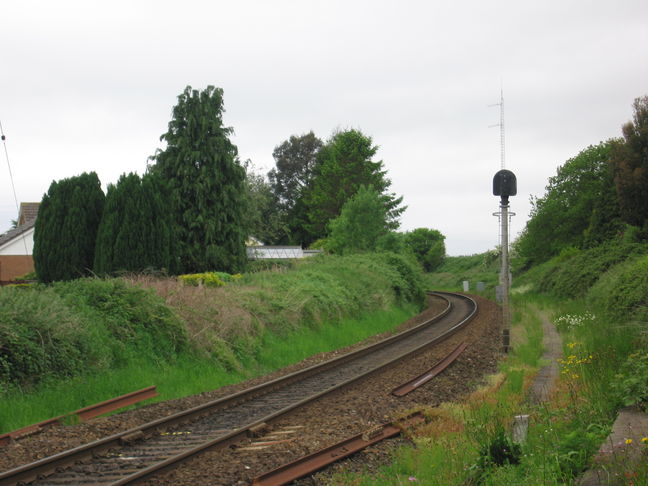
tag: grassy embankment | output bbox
[0,252,425,434]
[338,242,648,485]
[426,251,500,295]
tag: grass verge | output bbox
[0,304,417,434]
[331,294,648,485]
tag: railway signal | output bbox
[493,169,517,353]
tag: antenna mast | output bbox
[489,88,505,169]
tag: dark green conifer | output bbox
[148,86,247,273]
[33,172,105,282]
[94,173,175,275]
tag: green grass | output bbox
[251,304,417,373]
[333,291,648,485]
[427,251,500,293]
[0,251,429,434]
[0,304,418,434]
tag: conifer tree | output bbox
[149,86,247,273]
[94,172,175,275]
[33,172,105,282]
[303,129,405,242]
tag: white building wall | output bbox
[0,227,34,255]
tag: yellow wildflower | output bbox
[625,438,633,445]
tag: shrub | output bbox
[533,240,648,298]
[0,278,187,389]
[612,333,648,411]
[246,259,297,273]
[178,272,226,287]
[587,253,648,322]
[0,286,89,386]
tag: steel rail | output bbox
[107,292,478,486]
[0,292,476,486]
[391,341,468,396]
[251,412,427,486]
[0,386,158,447]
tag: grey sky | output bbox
[1,0,647,255]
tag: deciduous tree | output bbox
[304,129,405,242]
[404,228,446,271]
[325,185,391,254]
[516,141,619,267]
[611,95,648,227]
[268,131,322,213]
[244,161,288,245]
[267,132,322,245]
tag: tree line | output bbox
[33,85,445,282]
[515,95,648,269]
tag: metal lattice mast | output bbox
[499,89,505,169]
[489,88,505,169]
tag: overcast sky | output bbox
[1,1,647,255]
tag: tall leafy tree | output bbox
[243,161,288,245]
[516,141,619,268]
[325,185,391,254]
[267,132,323,244]
[268,131,322,213]
[94,173,175,275]
[149,86,247,273]
[304,129,405,242]
[404,228,446,271]
[33,172,105,282]
[611,95,648,227]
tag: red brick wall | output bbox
[0,256,35,281]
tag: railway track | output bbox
[0,291,477,486]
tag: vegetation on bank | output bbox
[339,95,648,484]
[25,84,448,284]
[339,273,647,485]
[426,250,500,292]
[0,252,425,433]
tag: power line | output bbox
[1,119,30,255]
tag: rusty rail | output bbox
[252,412,426,486]
[0,292,477,486]
[391,341,468,396]
[0,386,157,447]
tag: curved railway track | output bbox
[0,291,477,486]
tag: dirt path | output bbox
[529,309,562,404]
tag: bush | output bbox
[587,253,648,322]
[612,332,648,411]
[245,259,297,273]
[530,240,648,298]
[0,279,187,389]
[179,272,225,287]
[1,253,424,390]
[0,286,89,386]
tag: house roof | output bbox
[0,218,35,248]
[18,202,40,225]
[0,202,39,250]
